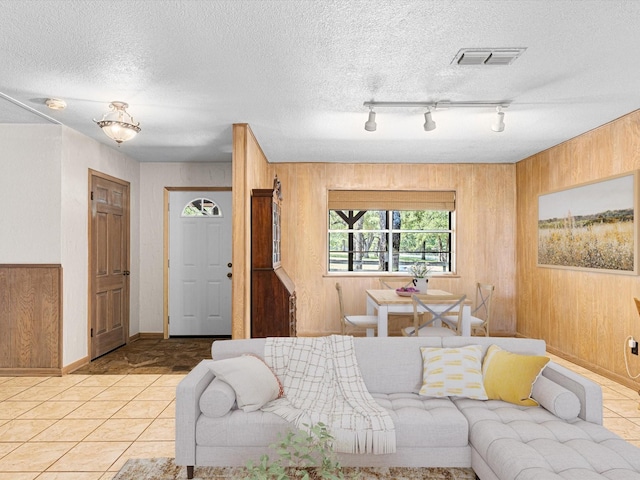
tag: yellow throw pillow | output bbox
[419,345,488,400]
[482,344,550,406]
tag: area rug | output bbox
[112,458,476,479]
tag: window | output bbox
[181,197,222,217]
[327,190,455,274]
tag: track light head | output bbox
[491,106,505,132]
[364,109,377,132]
[423,109,436,132]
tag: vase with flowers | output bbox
[409,261,432,292]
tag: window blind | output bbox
[328,190,456,211]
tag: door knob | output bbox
[227,272,232,278]
[123,271,130,276]
[227,262,232,268]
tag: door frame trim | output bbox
[88,169,131,360]
[163,187,232,339]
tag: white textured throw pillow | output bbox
[199,377,237,417]
[208,355,280,412]
[531,375,581,420]
[419,345,488,400]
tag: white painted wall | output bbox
[60,127,141,365]
[0,124,140,367]
[0,125,63,263]
[139,162,232,333]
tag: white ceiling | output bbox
[1,0,639,164]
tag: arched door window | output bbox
[181,197,223,217]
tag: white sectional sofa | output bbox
[176,336,640,479]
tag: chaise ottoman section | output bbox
[454,398,640,480]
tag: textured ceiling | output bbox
[1,0,639,164]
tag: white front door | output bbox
[169,190,232,336]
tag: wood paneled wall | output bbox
[232,124,274,338]
[516,110,640,389]
[0,264,62,375]
[271,163,517,336]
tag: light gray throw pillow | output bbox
[208,355,280,412]
[200,377,237,417]
[531,375,581,420]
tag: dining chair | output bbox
[443,283,495,336]
[335,282,378,337]
[378,278,422,336]
[402,293,466,337]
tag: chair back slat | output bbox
[379,278,414,290]
[471,282,495,336]
[407,293,466,336]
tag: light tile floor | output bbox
[0,356,638,479]
[0,373,182,479]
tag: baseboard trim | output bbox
[0,367,63,377]
[137,332,164,339]
[545,345,640,392]
[129,332,141,342]
[62,356,90,374]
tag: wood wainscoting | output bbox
[0,264,62,376]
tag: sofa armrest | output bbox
[542,362,603,424]
[175,359,216,466]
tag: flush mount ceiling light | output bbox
[94,101,141,144]
[491,106,506,132]
[363,100,510,133]
[45,98,67,110]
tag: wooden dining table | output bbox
[365,288,473,337]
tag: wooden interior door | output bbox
[90,171,130,360]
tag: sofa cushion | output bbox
[483,344,549,406]
[442,336,546,356]
[208,354,280,412]
[454,397,640,479]
[200,378,236,417]
[371,393,468,448]
[419,345,487,400]
[532,374,581,421]
[354,337,442,394]
[196,392,468,449]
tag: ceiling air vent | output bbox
[452,48,526,66]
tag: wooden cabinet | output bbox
[251,178,296,337]
[0,264,62,375]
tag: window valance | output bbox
[327,190,456,211]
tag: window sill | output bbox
[323,272,461,279]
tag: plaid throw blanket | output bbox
[262,335,396,454]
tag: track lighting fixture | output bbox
[491,106,505,132]
[364,107,377,132]
[363,100,510,133]
[423,109,436,132]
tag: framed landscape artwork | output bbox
[537,171,639,274]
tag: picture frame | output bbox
[537,171,639,274]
